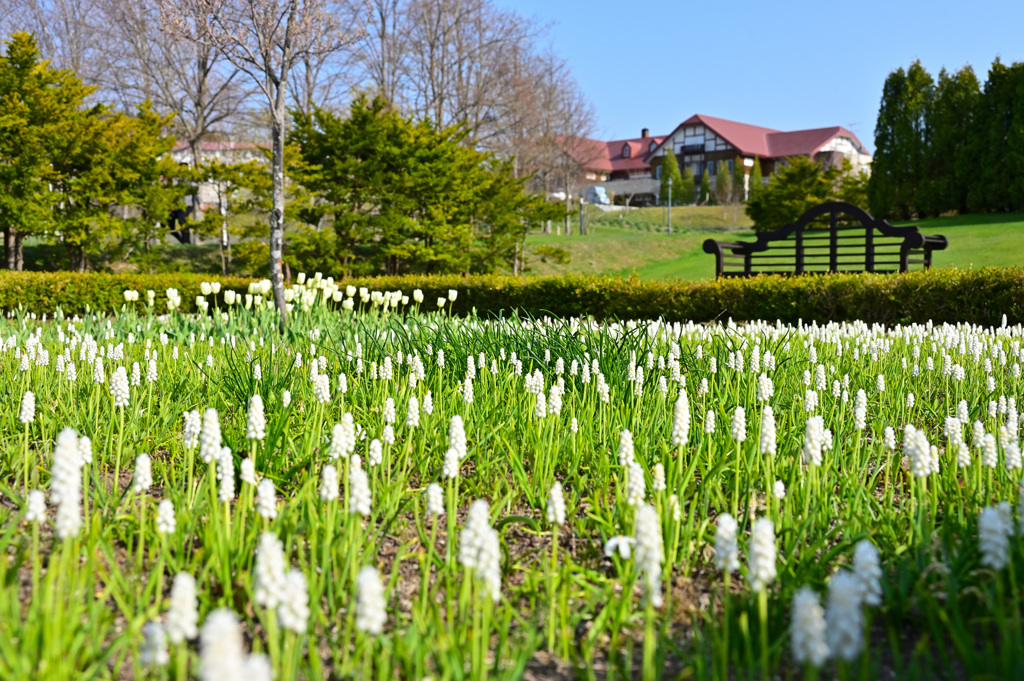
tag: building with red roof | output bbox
[564,114,871,205]
[647,114,871,187]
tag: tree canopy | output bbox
[290,94,560,277]
[746,156,868,232]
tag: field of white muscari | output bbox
[2,275,1023,681]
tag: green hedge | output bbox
[0,268,1022,326]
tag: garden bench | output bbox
[702,201,948,277]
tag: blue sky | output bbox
[503,0,1024,152]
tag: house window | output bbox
[707,161,715,174]
[622,144,631,158]
[649,141,657,153]
[656,165,662,179]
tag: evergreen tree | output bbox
[699,167,712,205]
[714,159,733,205]
[732,156,745,202]
[679,166,695,205]
[749,157,763,200]
[291,94,556,276]
[868,61,934,219]
[659,148,683,205]
[923,66,980,215]
[746,156,864,232]
[969,59,1024,212]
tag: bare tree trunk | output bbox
[269,112,288,330]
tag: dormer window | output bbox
[649,141,657,153]
[621,143,631,158]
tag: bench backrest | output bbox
[703,202,948,277]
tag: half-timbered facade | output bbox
[648,114,871,183]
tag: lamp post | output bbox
[743,157,755,201]
[579,196,585,236]
[667,176,673,235]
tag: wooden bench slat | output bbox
[703,201,948,277]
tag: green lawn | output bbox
[525,207,1024,281]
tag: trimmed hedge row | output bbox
[0,268,1022,326]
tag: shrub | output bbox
[1,268,1023,327]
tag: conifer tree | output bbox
[715,159,732,205]
[659,148,683,205]
[699,167,712,205]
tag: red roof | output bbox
[565,134,666,173]
[652,114,869,160]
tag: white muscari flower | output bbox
[747,517,777,591]
[254,533,288,610]
[617,429,635,466]
[368,438,384,466]
[110,366,130,408]
[714,513,740,573]
[982,432,998,468]
[282,390,291,407]
[853,389,867,430]
[626,461,646,507]
[802,415,825,466]
[156,499,176,534]
[166,572,199,644]
[704,410,716,435]
[313,373,331,403]
[278,569,310,634]
[671,389,690,447]
[603,535,635,560]
[405,396,420,428]
[140,620,170,667]
[978,505,1010,570]
[25,490,46,523]
[773,480,786,499]
[133,453,153,494]
[534,391,546,419]
[634,504,664,607]
[218,454,235,502]
[51,428,82,539]
[423,390,433,414]
[825,571,864,662]
[876,374,885,392]
[199,408,222,464]
[449,415,467,459]
[441,447,460,479]
[355,565,387,635]
[731,406,746,442]
[19,390,35,425]
[349,466,372,516]
[256,479,277,519]
[652,463,666,492]
[853,539,882,607]
[246,395,266,441]
[884,426,896,451]
[240,458,257,486]
[760,406,777,456]
[198,609,245,681]
[791,586,829,668]
[425,483,445,517]
[320,464,339,502]
[182,411,201,450]
[546,481,566,526]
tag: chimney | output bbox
[641,128,649,139]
